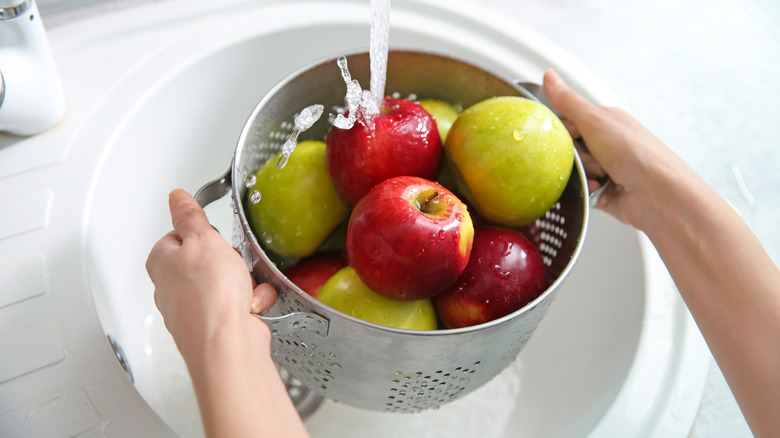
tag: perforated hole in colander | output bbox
[382,362,483,413]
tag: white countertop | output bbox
[37,0,780,436]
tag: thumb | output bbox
[542,69,595,124]
[169,189,212,239]
[250,283,278,315]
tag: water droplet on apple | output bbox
[417,248,426,256]
[503,241,514,257]
[438,230,446,240]
[455,212,464,222]
[244,174,257,188]
[429,233,437,242]
[249,190,262,204]
[452,230,460,241]
[513,129,526,141]
[489,264,511,280]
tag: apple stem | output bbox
[421,191,439,212]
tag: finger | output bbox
[593,182,623,219]
[168,189,213,240]
[561,119,581,139]
[587,179,602,194]
[250,283,278,315]
[576,146,607,180]
[543,69,596,124]
[145,232,181,279]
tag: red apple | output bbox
[326,97,442,205]
[283,251,347,298]
[346,176,474,301]
[433,226,548,328]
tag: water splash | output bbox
[277,104,324,168]
[332,57,380,130]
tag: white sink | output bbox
[0,0,709,436]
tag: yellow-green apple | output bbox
[317,267,437,330]
[346,176,474,301]
[445,96,574,226]
[433,226,548,328]
[326,97,442,205]
[246,140,349,259]
[419,99,461,142]
[283,251,347,298]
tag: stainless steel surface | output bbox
[193,167,231,207]
[196,49,591,413]
[0,70,5,108]
[0,0,32,19]
[107,334,134,384]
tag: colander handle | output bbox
[194,166,232,207]
[516,81,612,207]
[195,166,331,338]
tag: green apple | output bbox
[317,267,437,331]
[445,96,574,226]
[419,99,461,142]
[246,140,349,259]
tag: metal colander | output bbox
[195,50,589,414]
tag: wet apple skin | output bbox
[434,226,548,328]
[326,97,443,206]
[445,96,574,226]
[346,176,474,301]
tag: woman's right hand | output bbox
[542,69,699,234]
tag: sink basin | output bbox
[0,0,709,436]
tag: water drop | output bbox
[455,212,464,222]
[277,152,291,168]
[294,104,324,131]
[249,190,262,204]
[333,114,354,130]
[489,264,511,280]
[244,174,256,188]
[503,241,513,257]
[513,129,526,141]
[429,233,437,242]
[438,230,446,240]
[276,104,324,168]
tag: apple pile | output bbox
[246,85,574,330]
